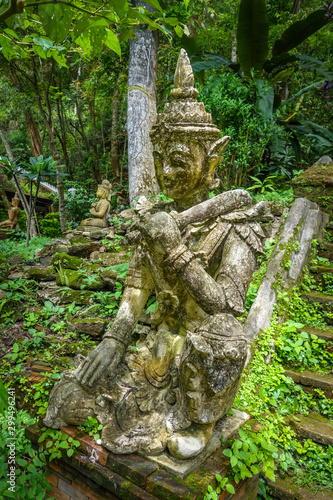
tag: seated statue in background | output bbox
[44,50,265,460]
[77,179,112,231]
[0,193,21,230]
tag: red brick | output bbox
[50,461,60,472]
[78,434,109,466]
[61,426,79,440]
[45,485,70,500]
[46,473,59,487]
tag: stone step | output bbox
[309,266,333,293]
[266,475,333,500]
[297,326,333,343]
[289,413,333,446]
[284,369,333,399]
[301,293,333,323]
[319,242,333,260]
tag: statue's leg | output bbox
[167,314,248,460]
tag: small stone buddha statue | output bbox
[0,193,21,230]
[78,179,112,231]
[44,50,265,461]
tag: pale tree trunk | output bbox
[127,0,159,205]
[0,126,38,237]
[231,34,237,63]
[111,75,121,179]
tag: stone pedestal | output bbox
[26,410,258,500]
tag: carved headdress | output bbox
[98,179,112,201]
[150,49,221,142]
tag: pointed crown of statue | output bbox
[98,179,112,201]
[150,49,221,142]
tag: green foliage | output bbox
[39,213,62,238]
[64,184,97,228]
[237,0,269,78]
[78,417,103,442]
[38,428,81,461]
[275,320,333,371]
[0,409,51,499]
[198,70,281,188]
[0,234,51,261]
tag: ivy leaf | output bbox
[230,455,238,467]
[51,51,68,68]
[38,4,73,43]
[174,25,183,37]
[222,448,232,458]
[226,484,235,494]
[184,0,191,10]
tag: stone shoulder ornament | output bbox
[44,49,265,462]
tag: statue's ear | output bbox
[208,136,231,157]
[207,136,231,175]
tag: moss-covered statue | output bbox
[0,193,21,230]
[44,50,265,460]
[77,179,112,231]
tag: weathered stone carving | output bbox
[77,180,112,231]
[0,193,21,230]
[44,49,265,461]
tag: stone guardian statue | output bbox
[44,49,265,461]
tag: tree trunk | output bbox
[111,76,121,179]
[89,93,102,183]
[25,109,43,158]
[0,126,38,237]
[292,0,301,15]
[0,174,10,209]
[127,0,160,205]
[231,34,237,63]
[31,63,67,234]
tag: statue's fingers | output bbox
[76,353,97,383]
[81,358,104,387]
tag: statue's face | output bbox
[153,140,207,201]
[97,186,106,199]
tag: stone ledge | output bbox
[26,422,259,500]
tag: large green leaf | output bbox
[103,29,121,57]
[255,79,274,119]
[272,9,330,57]
[237,0,269,78]
[110,0,129,18]
[191,54,232,74]
[38,4,73,43]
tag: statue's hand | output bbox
[140,212,182,263]
[76,338,124,388]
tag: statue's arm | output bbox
[76,251,153,388]
[90,200,109,217]
[141,212,250,317]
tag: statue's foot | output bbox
[44,379,95,429]
[102,419,166,456]
[167,423,214,460]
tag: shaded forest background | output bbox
[0,0,332,225]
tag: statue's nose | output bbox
[162,161,173,177]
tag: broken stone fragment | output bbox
[67,318,108,338]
